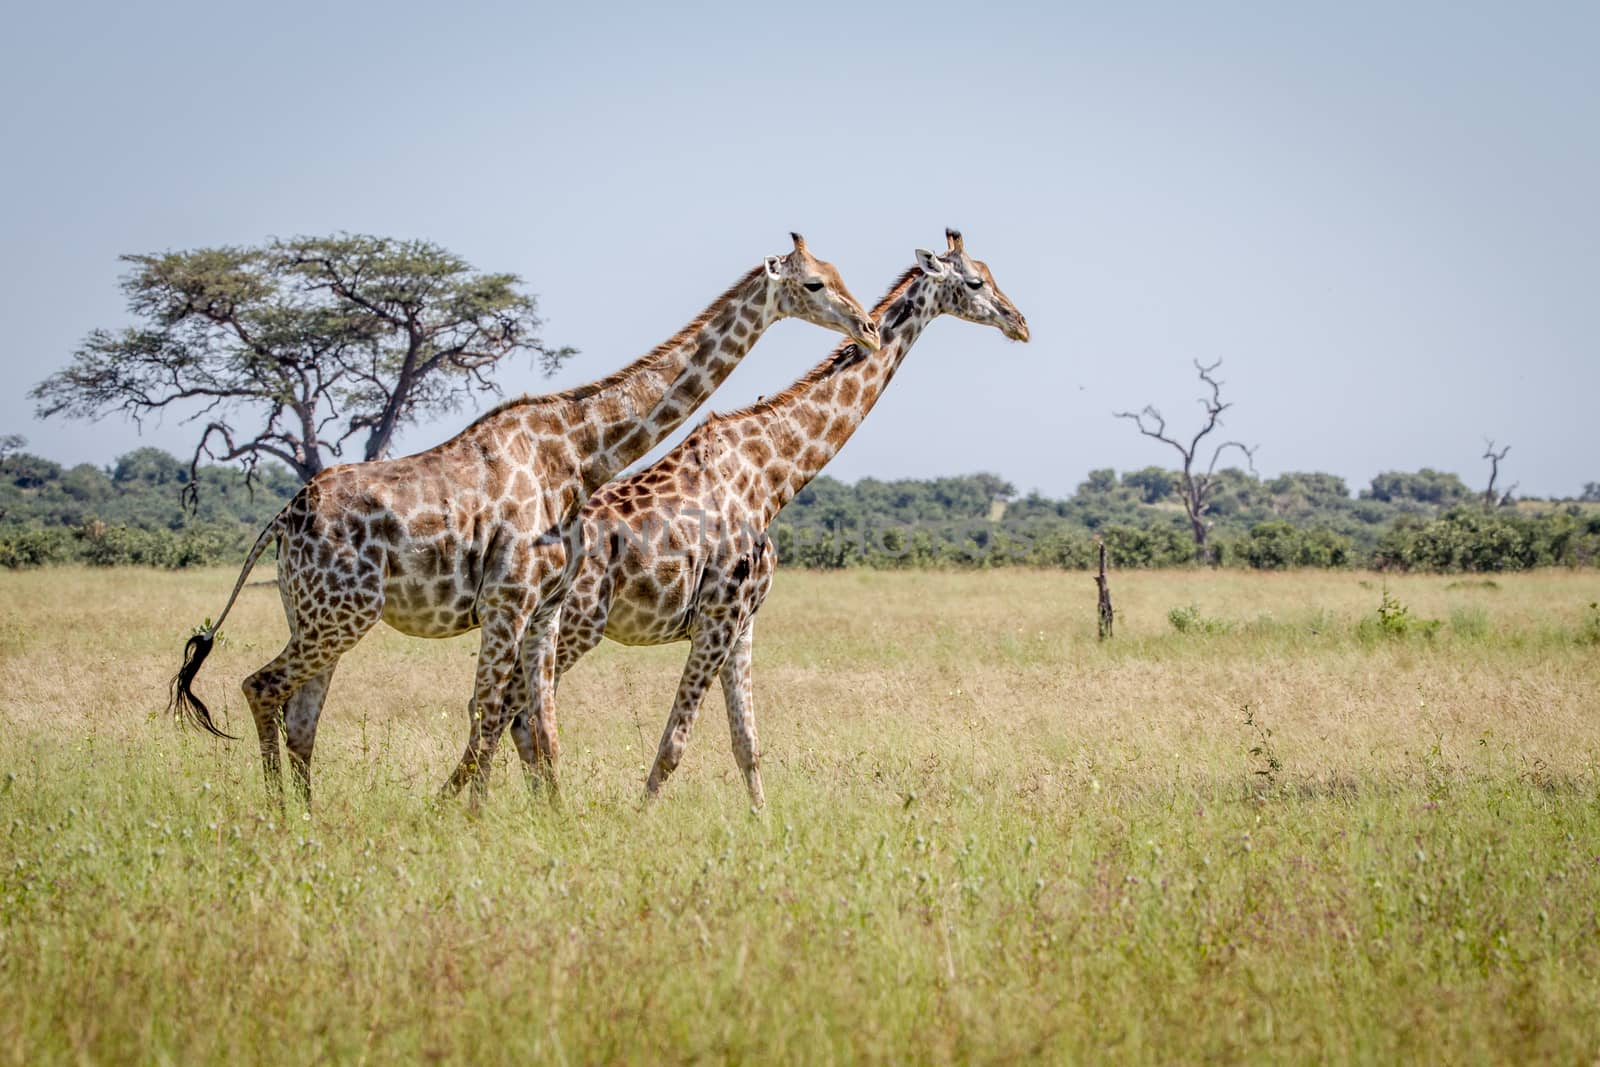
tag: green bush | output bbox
[0,522,241,570]
[1357,589,1441,641]
[1371,508,1599,572]
[1168,604,1232,635]
[1241,521,1353,569]
[0,527,75,569]
[1099,525,1194,568]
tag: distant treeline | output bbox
[770,468,1600,572]
[3,447,1598,572]
[0,447,292,569]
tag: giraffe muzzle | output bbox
[853,318,882,352]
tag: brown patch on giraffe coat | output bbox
[742,438,773,467]
[611,425,650,460]
[411,513,447,538]
[371,514,402,545]
[824,416,854,449]
[794,405,826,438]
[483,454,510,499]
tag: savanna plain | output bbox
[1,566,1598,1064]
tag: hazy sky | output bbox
[2,1,1595,498]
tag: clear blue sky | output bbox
[3,1,1596,498]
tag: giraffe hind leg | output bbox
[719,620,764,810]
[645,618,741,801]
[283,666,337,807]
[244,631,364,808]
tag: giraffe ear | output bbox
[915,249,946,277]
[763,255,785,280]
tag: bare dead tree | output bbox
[1115,359,1258,563]
[1482,438,1516,510]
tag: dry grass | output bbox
[2,566,1598,1063]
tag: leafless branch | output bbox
[1115,358,1259,562]
[1483,438,1512,509]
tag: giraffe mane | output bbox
[709,266,922,425]
[466,265,767,428]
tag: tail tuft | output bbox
[169,631,238,740]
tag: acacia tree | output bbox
[32,235,575,502]
[1115,359,1258,563]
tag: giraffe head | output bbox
[765,233,881,351]
[912,229,1030,342]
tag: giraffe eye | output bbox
[803,281,825,292]
[965,278,984,291]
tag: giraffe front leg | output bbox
[508,612,565,802]
[506,660,539,791]
[441,608,530,810]
[526,620,562,799]
[511,586,610,795]
[719,620,764,811]
[644,618,741,802]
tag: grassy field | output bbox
[2,566,1598,1064]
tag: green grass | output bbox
[2,567,1599,1063]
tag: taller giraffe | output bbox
[508,230,1028,807]
[170,235,879,807]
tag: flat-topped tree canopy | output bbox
[31,234,576,501]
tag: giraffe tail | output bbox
[169,508,285,740]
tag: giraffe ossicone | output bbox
[506,230,1029,808]
[169,235,878,809]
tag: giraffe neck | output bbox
[728,270,941,525]
[574,267,777,492]
[464,266,777,500]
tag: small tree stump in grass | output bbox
[1094,538,1114,640]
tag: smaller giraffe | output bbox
[508,230,1029,806]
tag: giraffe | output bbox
[169,234,879,807]
[507,230,1028,807]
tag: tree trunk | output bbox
[364,330,423,463]
[1189,512,1211,564]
